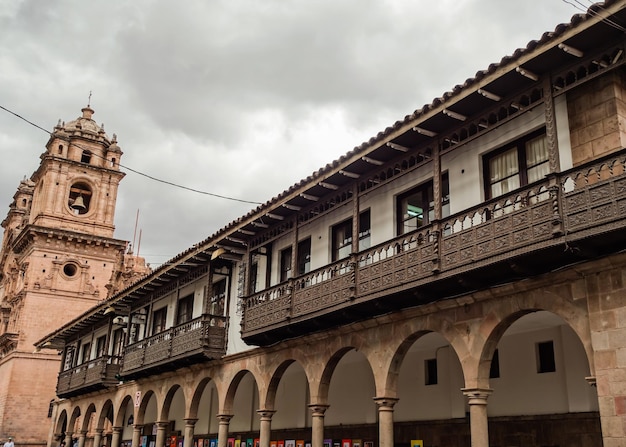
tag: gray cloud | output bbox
[0,0,578,266]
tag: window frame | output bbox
[483,128,548,200]
[536,340,556,374]
[279,246,292,282]
[397,173,449,235]
[331,210,371,262]
[151,306,167,335]
[297,237,311,275]
[176,293,194,325]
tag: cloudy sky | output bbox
[0,0,585,268]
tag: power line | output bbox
[561,0,626,33]
[0,104,263,206]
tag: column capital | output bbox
[184,418,198,426]
[133,424,145,431]
[256,409,276,420]
[373,397,399,409]
[155,421,170,428]
[461,387,492,405]
[217,414,234,424]
[78,431,88,436]
[94,428,104,435]
[112,427,123,434]
[308,404,329,416]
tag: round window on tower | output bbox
[68,182,92,215]
[62,262,79,278]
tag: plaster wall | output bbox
[195,384,219,435]
[273,364,309,430]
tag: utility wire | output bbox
[0,104,263,205]
[561,0,626,33]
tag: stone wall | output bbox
[567,69,626,166]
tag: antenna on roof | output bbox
[87,90,92,107]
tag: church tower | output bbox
[0,106,150,445]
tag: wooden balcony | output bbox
[120,314,226,379]
[56,356,121,398]
[242,149,626,345]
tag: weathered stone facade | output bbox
[0,107,150,445]
[34,3,626,447]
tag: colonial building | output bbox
[36,2,626,447]
[0,107,150,445]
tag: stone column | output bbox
[216,415,233,447]
[155,421,170,447]
[111,427,123,447]
[132,425,144,447]
[77,431,87,447]
[93,429,104,447]
[183,419,198,447]
[373,398,398,447]
[257,410,275,447]
[308,405,329,447]
[462,388,492,447]
[64,433,73,447]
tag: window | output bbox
[280,246,292,282]
[425,358,438,385]
[96,335,107,358]
[81,150,92,164]
[490,349,500,379]
[332,219,352,261]
[210,279,226,316]
[359,210,371,250]
[152,307,167,335]
[398,174,449,235]
[536,340,556,373]
[62,262,78,277]
[111,328,125,361]
[176,294,194,325]
[484,130,548,199]
[332,211,371,261]
[63,346,75,371]
[298,238,311,275]
[80,342,91,364]
[250,262,259,293]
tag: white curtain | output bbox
[490,148,519,196]
[526,135,549,183]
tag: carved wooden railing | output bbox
[242,150,626,337]
[56,355,121,397]
[120,314,226,375]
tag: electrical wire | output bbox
[561,0,626,33]
[0,104,263,206]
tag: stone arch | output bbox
[223,369,256,414]
[114,395,133,428]
[137,390,158,425]
[68,406,82,436]
[264,359,309,410]
[160,383,185,422]
[81,403,97,432]
[313,346,356,404]
[384,330,432,396]
[467,288,593,389]
[97,400,115,431]
[189,376,217,420]
[54,408,69,440]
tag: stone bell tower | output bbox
[0,106,150,446]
